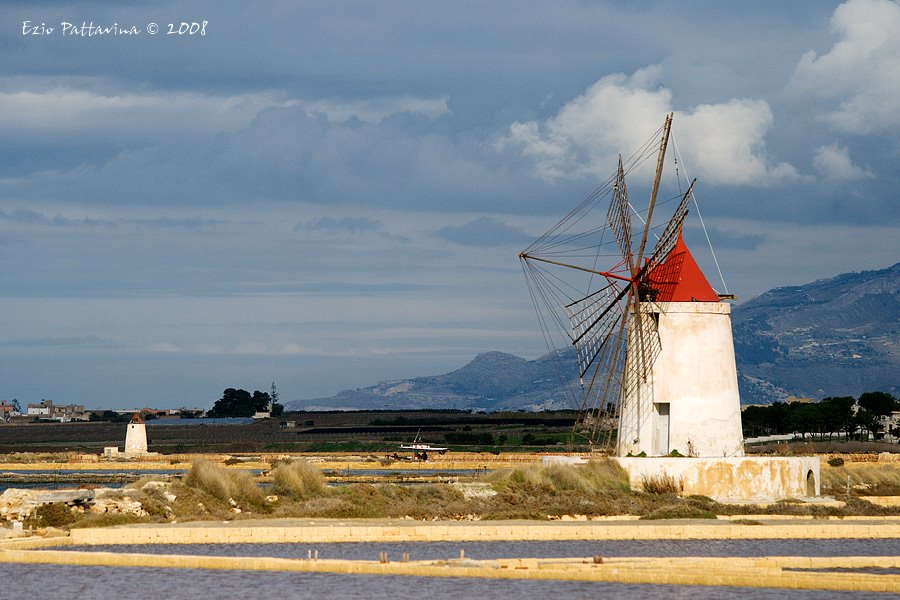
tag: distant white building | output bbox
[26,399,87,422]
[0,401,15,421]
[124,413,149,457]
[26,400,51,417]
[881,410,900,437]
[252,399,273,419]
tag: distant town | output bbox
[0,399,205,423]
[1,391,898,446]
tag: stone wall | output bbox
[613,456,820,502]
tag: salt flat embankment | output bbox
[5,517,896,545]
[0,451,546,473]
[1,519,899,592]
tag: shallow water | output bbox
[19,539,900,599]
[66,538,900,560]
[0,563,890,600]
[0,469,185,494]
[0,469,182,474]
[0,482,127,492]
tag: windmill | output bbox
[520,114,744,457]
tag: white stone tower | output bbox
[124,412,148,458]
[617,233,744,458]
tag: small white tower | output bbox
[124,412,148,458]
[618,233,744,458]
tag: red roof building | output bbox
[647,232,719,302]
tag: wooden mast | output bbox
[635,112,673,267]
[618,112,673,453]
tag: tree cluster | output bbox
[742,391,899,441]
[207,388,284,418]
[88,410,130,423]
[444,431,495,445]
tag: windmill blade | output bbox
[572,282,663,446]
[606,156,634,269]
[645,179,696,270]
[565,281,626,379]
[575,315,626,445]
[574,307,629,445]
[626,300,662,384]
[614,296,663,450]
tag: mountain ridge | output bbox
[733,262,898,403]
[285,263,898,411]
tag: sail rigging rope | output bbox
[519,119,703,449]
[670,135,729,294]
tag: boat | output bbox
[399,430,447,460]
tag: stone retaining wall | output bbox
[3,519,899,592]
[614,456,820,501]
[56,518,900,546]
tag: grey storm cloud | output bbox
[0,208,112,227]
[293,216,409,242]
[0,335,113,349]
[294,216,383,235]
[0,208,219,230]
[0,1,897,408]
[434,217,531,247]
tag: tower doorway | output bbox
[655,403,670,455]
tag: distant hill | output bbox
[286,263,899,411]
[287,351,581,412]
[732,262,899,404]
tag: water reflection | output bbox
[0,563,888,600]
[66,538,900,560]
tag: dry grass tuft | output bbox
[0,452,72,464]
[488,460,629,494]
[271,460,326,500]
[481,460,639,520]
[579,460,632,492]
[640,472,682,495]
[184,459,266,509]
[821,463,900,496]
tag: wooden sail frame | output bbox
[520,113,704,452]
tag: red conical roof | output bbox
[647,232,719,302]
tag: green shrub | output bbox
[445,431,495,445]
[25,503,77,529]
[684,495,718,512]
[133,489,171,519]
[827,457,845,467]
[520,433,556,446]
[69,513,148,529]
[640,504,717,520]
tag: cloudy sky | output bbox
[1,1,897,409]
